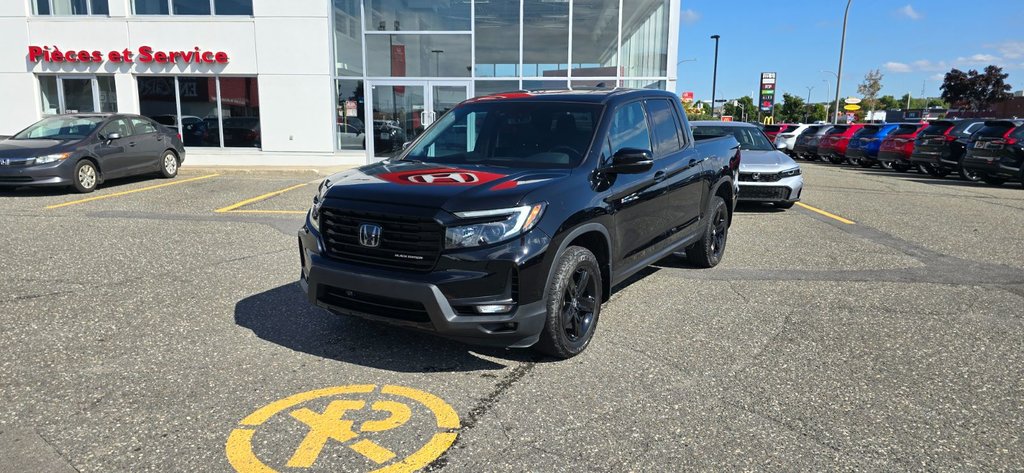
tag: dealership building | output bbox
[1,0,680,166]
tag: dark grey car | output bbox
[0,114,186,193]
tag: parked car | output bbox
[818,124,865,164]
[151,114,209,147]
[0,114,185,193]
[877,123,928,172]
[299,89,741,358]
[693,121,802,209]
[909,119,987,180]
[792,125,833,160]
[774,124,814,155]
[846,123,900,168]
[763,123,799,143]
[961,120,1024,186]
[373,120,407,155]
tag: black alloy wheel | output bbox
[561,267,598,343]
[958,159,982,182]
[536,246,603,359]
[685,195,729,268]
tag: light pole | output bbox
[821,71,837,123]
[677,58,697,65]
[431,49,444,76]
[710,35,720,118]
[805,86,814,122]
[832,0,853,124]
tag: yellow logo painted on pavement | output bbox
[226,385,459,473]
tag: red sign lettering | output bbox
[28,45,229,65]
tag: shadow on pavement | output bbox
[0,174,166,197]
[734,202,786,214]
[234,282,540,373]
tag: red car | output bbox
[763,123,799,143]
[877,123,929,172]
[817,124,865,164]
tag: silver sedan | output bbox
[691,121,804,209]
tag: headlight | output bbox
[780,167,801,178]
[34,153,70,165]
[445,203,545,249]
[309,178,331,231]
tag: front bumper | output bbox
[737,175,803,203]
[297,220,550,348]
[0,159,75,187]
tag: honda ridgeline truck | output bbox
[298,89,740,358]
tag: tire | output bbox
[981,175,1005,186]
[859,159,875,169]
[919,164,947,178]
[958,159,982,182]
[848,157,860,166]
[686,196,730,269]
[159,151,179,178]
[829,156,846,165]
[892,162,910,173]
[879,160,894,170]
[535,246,602,359]
[774,201,795,209]
[72,160,99,193]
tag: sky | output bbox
[675,0,1024,104]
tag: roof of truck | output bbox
[465,88,679,105]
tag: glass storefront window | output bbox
[334,0,363,77]
[139,76,260,149]
[571,79,615,89]
[365,0,470,32]
[133,0,169,14]
[336,80,366,151]
[39,77,59,115]
[97,76,118,113]
[214,0,251,15]
[62,78,96,113]
[475,0,519,77]
[366,34,471,78]
[370,84,424,158]
[177,77,219,147]
[523,80,567,91]
[134,0,252,15]
[523,0,569,78]
[35,0,108,15]
[474,80,520,97]
[172,0,211,15]
[622,0,669,77]
[571,0,619,77]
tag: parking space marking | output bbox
[225,210,308,215]
[226,384,459,473]
[796,202,856,225]
[45,174,220,210]
[215,182,314,214]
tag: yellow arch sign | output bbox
[226,385,460,473]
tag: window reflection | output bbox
[474,80,520,97]
[523,0,568,78]
[366,0,470,31]
[337,80,366,151]
[475,0,519,77]
[622,0,669,77]
[366,34,471,78]
[571,0,618,77]
[334,0,363,76]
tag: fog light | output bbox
[476,304,514,314]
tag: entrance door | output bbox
[366,80,470,160]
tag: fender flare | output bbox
[544,222,614,297]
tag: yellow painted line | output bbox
[215,182,312,213]
[225,210,307,215]
[796,202,856,225]
[46,174,220,209]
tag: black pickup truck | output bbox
[298,89,740,358]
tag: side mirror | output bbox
[402,141,412,150]
[603,148,654,174]
[105,132,122,143]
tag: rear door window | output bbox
[131,118,158,135]
[645,99,683,157]
[609,102,653,153]
[953,121,983,137]
[976,124,1015,139]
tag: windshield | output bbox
[13,116,104,141]
[691,125,774,151]
[403,101,602,169]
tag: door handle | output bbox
[653,171,667,183]
[128,142,136,147]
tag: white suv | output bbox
[774,124,814,155]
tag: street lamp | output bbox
[431,49,444,76]
[710,35,720,118]
[805,86,814,122]
[676,58,697,65]
[832,0,853,124]
[821,71,837,123]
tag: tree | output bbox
[877,95,898,111]
[941,66,1013,111]
[722,96,755,122]
[775,93,806,123]
[857,69,884,117]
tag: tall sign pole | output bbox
[833,0,852,124]
[759,72,777,122]
[710,35,720,118]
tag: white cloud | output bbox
[911,60,950,72]
[884,62,912,73]
[681,9,701,25]
[898,4,922,20]
[929,73,945,81]
[956,53,1000,63]
[990,41,1024,60]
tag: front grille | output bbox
[320,207,443,271]
[738,185,790,200]
[0,176,33,183]
[320,286,431,324]
[739,172,782,183]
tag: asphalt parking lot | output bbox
[1,162,1022,472]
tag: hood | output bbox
[739,150,798,172]
[0,139,77,158]
[322,160,571,212]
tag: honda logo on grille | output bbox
[0,159,9,166]
[358,223,382,248]
[751,173,762,181]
